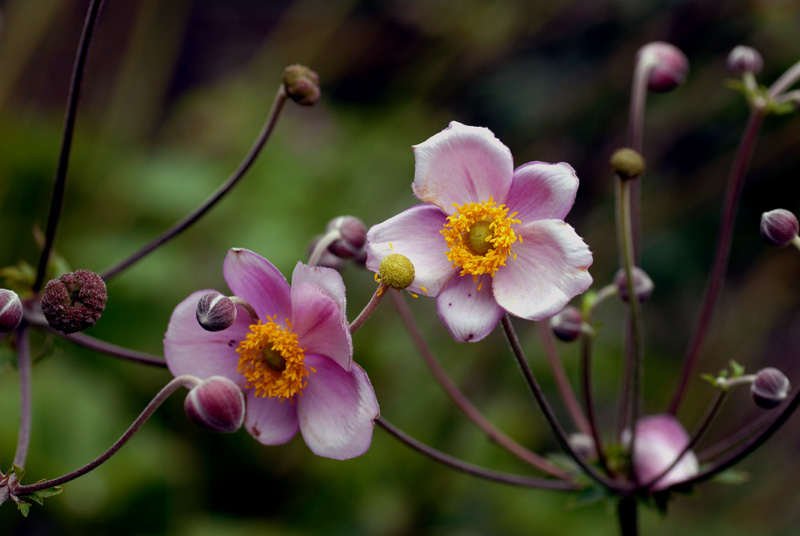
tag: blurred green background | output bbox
[1,0,800,534]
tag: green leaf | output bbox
[730,360,745,378]
[16,501,30,518]
[712,468,750,485]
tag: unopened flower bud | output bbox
[760,209,798,248]
[379,254,415,290]
[614,266,654,303]
[637,42,689,93]
[752,367,790,409]
[0,289,23,333]
[282,64,321,106]
[196,292,237,332]
[185,376,245,433]
[727,46,763,77]
[610,148,645,179]
[308,235,346,270]
[550,306,584,342]
[568,433,597,460]
[41,269,107,334]
[326,216,367,259]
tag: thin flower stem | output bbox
[33,0,106,293]
[626,55,652,264]
[501,316,622,491]
[536,321,591,436]
[617,494,639,536]
[376,417,578,490]
[12,324,33,469]
[307,230,340,267]
[668,109,765,416]
[768,59,800,98]
[349,283,387,334]
[580,326,613,477]
[697,411,771,461]
[389,292,567,478]
[12,375,199,496]
[100,86,289,281]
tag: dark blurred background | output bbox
[1,0,800,534]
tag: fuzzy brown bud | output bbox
[283,64,321,106]
[40,269,107,334]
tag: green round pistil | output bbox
[466,220,494,256]
[262,347,287,372]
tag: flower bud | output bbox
[40,269,107,334]
[568,433,597,460]
[196,292,237,332]
[326,216,367,259]
[610,148,645,180]
[631,414,698,491]
[727,45,763,77]
[614,266,654,303]
[184,376,245,433]
[636,42,689,93]
[282,64,321,106]
[308,235,346,270]
[0,289,23,334]
[379,254,415,290]
[550,306,584,342]
[751,367,790,409]
[760,209,798,248]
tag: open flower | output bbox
[631,414,699,491]
[164,248,379,460]
[366,121,593,342]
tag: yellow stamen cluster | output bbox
[441,197,520,279]
[236,317,312,401]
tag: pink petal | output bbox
[223,248,292,321]
[493,220,592,320]
[632,414,699,491]
[164,290,251,385]
[297,355,379,460]
[366,204,456,296]
[436,274,504,342]
[507,162,579,222]
[290,263,352,370]
[244,391,299,445]
[412,121,513,212]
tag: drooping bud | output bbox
[40,269,107,334]
[727,45,764,77]
[326,216,368,259]
[550,306,584,342]
[0,289,24,334]
[760,209,798,248]
[184,376,245,433]
[308,235,346,270]
[196,292,237,332]
[282,64,321,106]
[610,148,645,180]
[379,254,415,290]
[614,266,654,303]
[751,367,790,409]
[636,42,689,93]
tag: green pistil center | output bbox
[466,219,494,256]
[262,347,287,372]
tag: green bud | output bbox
[610,148,645,180]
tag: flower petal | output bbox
[297,354,379,460]
[164,290,251,385]
[493,219,592,320]
[366,204,456,296]
[632,414,699,491]
[290,263,352,370]
[223,248,292,320]
[412,121,513,212]
[507,162,579,222]
[436,274,504,342]
[244,391,299,445]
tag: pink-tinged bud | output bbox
[568,433,597,460]
[308,235,346,270]
[40,269,107,334]
[752,367,790,409]
[636,42,689,93]
[184,376,245,433]
[614,266,654,303]
[196,292,237,332]
[282,64,321,106]
[631,414,698,490]
[326,216,367,259]
[760,209,798,248]
[727,46,763,77]
[0,289,24,333]
[550,306,584,342]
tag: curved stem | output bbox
[349,283,387,334]
[390,292,567,478]
[668,110,765,416]
[100,86,289,281]
[768,59,800,98]
[307,229,341,268]
[33,0,106,292]
[376,417,577,490]
[12,324,33,469]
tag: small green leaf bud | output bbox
[282,64,321,106]
[185,376,245,433]
[196,292,237,332]
[0,289,23,334]
[752,367,790,409]
[550,306,584,342]
[326,216,367,259]
[610,148,645,180]
[727,46,763,77]
[636,42,689,93]
[614,266,654,303]
[379,254,415,290]
[760,209,798,248]
[40,269,107,334]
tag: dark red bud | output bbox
[40,269,107,334]
[184,376,245,433]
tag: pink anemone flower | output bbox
[366,121,593,342]
[631,414,699,491]
[164,248,379,460]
